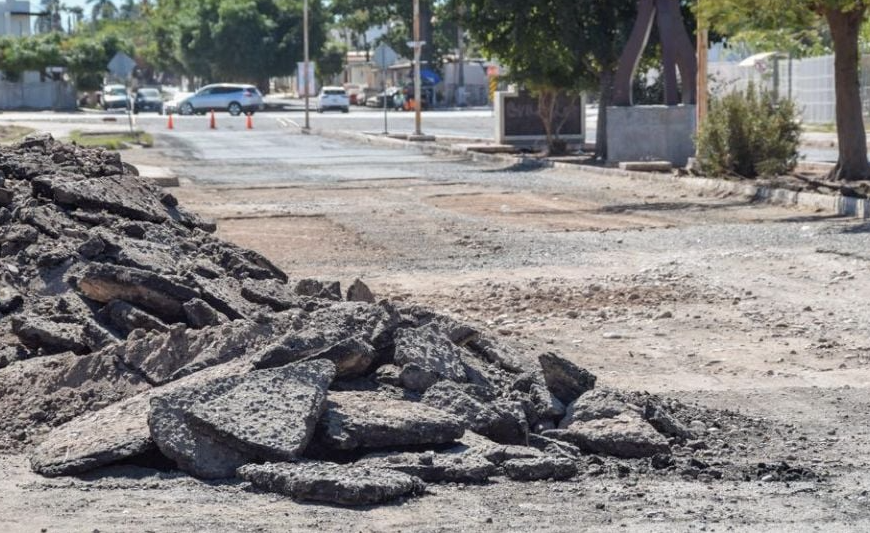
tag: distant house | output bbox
[0,0,32,37]
[0,0,77,110]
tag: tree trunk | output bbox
[420,0,434,67]
[596,70,614,161]
[825,7,870,181]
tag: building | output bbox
[0,0,33,37]
[0,0,77,110]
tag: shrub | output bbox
[696,84,801,178]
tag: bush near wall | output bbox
[696,83,801,179]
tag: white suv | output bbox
[316,87,349,113]
[178,84,264,116]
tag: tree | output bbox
[460,0,640,158]
[150,0,325,87]
[88,0,119,21]
[64,6,86,32]
[331,0,440,67]
[702,0,870,181]
[317,41,348,83]
[36,0,63,33]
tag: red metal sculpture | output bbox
[613,0,697,106]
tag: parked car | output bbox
[132,87,163,114]
[316,86,350,113]
[365,87,402,109]
[162,91,193,115]
[344,84,363,105]
[100,84,129,111]
[178,84,264,116]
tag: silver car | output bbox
[178,84,264,116]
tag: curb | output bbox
[281,121,870,219]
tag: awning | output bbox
[738,52,783,67]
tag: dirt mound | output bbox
[0,135,815,506]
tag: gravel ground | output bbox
[2,130,869,531]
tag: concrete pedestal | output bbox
[606,105,696,166]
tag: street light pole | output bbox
[413,0,422,136]
[303,0,310,131]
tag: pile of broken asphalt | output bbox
[0,134,818,506]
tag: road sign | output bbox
[373,43,398,69]
[107,52,136,79]
[296,61,316,97]
[487,65,500,77]
[406,40,426,48]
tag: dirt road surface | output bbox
[2,127,869,531]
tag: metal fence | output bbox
[707,54,865,125]
[0,81,77,110]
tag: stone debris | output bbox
[30,393,155,477]
[314,390,465,451]
[549,413,670,459]
[0,136,773,507]
[187,360,335,462]
[237,461,426,506]
[502,456,578,481]
[148,372,252,479]
[538,352,596,404]
[356,448,497,483]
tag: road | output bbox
[0,106,843,163]
[1,112,869,531]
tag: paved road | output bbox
[0,107,840,162]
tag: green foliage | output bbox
[699,0,866,56]
[0,30,131,90]
[317,41,347,82]
[69,130,154,150]
[696,84,801,179]
[152,0,324,83]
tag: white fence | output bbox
[707,54,866,124]
[0,81,77,110]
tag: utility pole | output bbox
[413,0,423,136]
[696,12,708,134]
[303,0,310,132]
[456,5,465,107]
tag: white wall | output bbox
[0,0,32,37]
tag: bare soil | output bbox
[3,143,870,532]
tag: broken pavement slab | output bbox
[237,461,426,506]
[314,390,465,452]
[188,360,335,462]
[548,413,670,459]
[30,393,155,477]
[356,448,497,483]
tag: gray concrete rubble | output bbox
[237,461,426,506]
[314,390,465,451]
[187,360,335,461]
[1,135,738,506]
[356,448,497,483]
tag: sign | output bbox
[486,65,500,77]
[107,52,136,79]
[495,90,585,147]
[406,41,426,48]
[296,61,316,97]
[373,43,398,69]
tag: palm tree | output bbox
[36,0,63,33]
[63,5,85,32]
[87,0,118,21]
[119,0,139,20]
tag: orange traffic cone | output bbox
[209,109,216,129]
[167,113,174,130]
[246,113,253,130]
